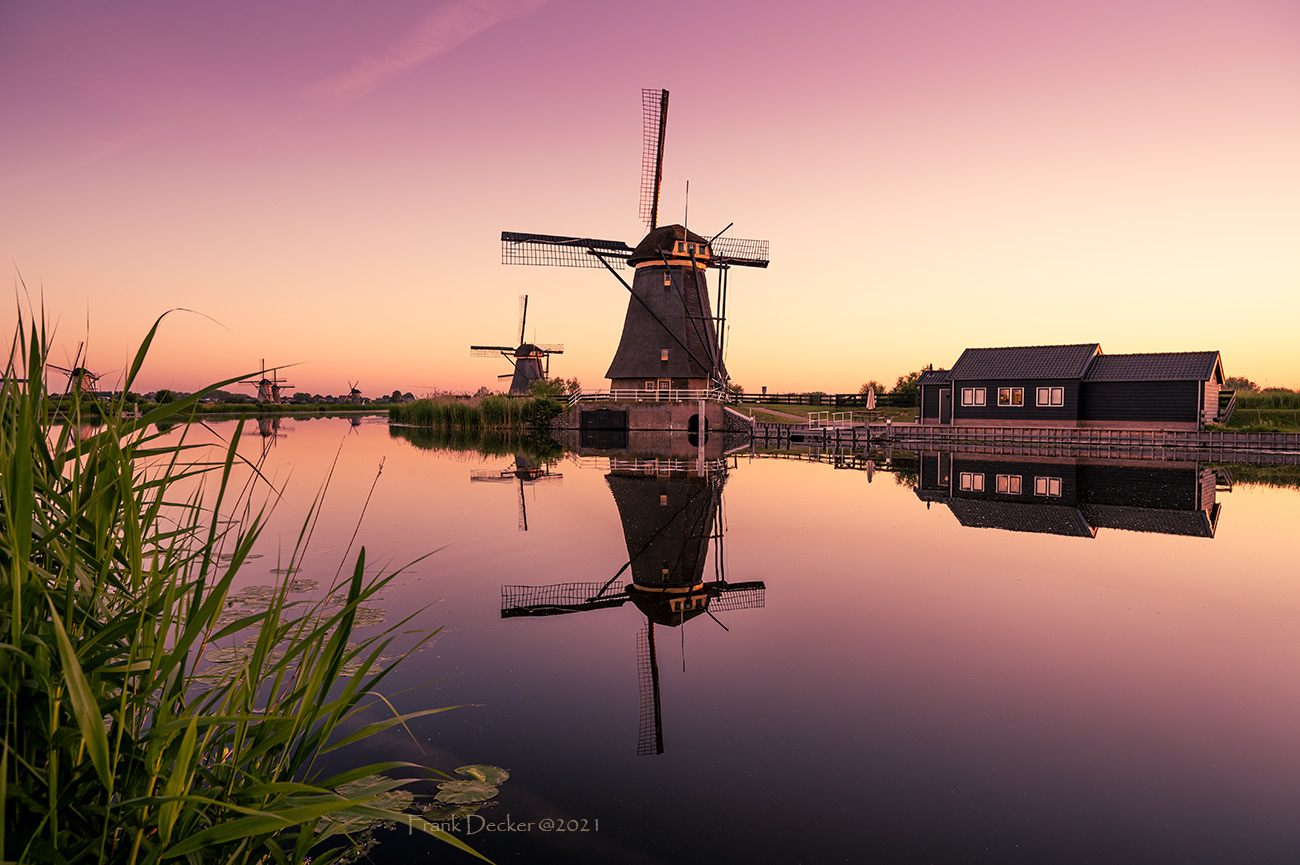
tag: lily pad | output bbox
[434,779,498,804]
[455,764,510,785]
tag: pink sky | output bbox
[3,0,1298,397]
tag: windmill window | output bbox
[996,474,1023,494]
[661,349,669,362]
[958,472,984,492]
[1036,386,1065,406]
[645,381,655,390]
[1034,476,1063,497]
[661,567,670,578]
[998,387,1024,406]
[663,273,672,286]
[659,494,668,506]
[961,387,986,406]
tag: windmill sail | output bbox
[640,89,669,231]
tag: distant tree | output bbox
[1224,376,1258,392]
[725,381,744,396]
[401,392,414,401]
[389,390,403,402]
[291,391,313,404]
[563,376,582,395]
[858,379,885,395]
[891,370,923,397]
[473,385,492,398]
[154,388,175,404]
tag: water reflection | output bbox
[469,454,562,531]
[500,455,764,756]
[915,450,1224,537]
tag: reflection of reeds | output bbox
[2,309,482,863]
[389,423,564,461]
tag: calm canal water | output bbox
[192,417,1300,864]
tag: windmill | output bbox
[501,89,769,395]
[347,381,363,404]
[239,360,294,404]
[500,463,764,755]
[470,295,564,395]
[50,342,103,398]
[469,454,563,531]
[50,364,102,398]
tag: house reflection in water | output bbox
[501,455,764,755]
[916,451,1223,538]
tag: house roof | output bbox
[1081,351,1222,383]
[949,344,1100,380]
[917,368,951,386]
[944,499,1097,537]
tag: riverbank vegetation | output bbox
[2,312,484,864]
[1222,388,1300,432]
[389,380,567,433]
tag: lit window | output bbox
[1034,476,1062,497]
[961,387,986,406]
[1036,387,1064,406]
[996,474,1022,494]
[645,381,655,390]
[959,472,984,492]
[659,494,668,506]
[998,387,1024,406]
[661,349,669,362]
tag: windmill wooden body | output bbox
[501,462,764,755]
[240,360,294,404]
[502,89,768,397]
[470,295,564,395]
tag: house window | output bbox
[661,349,670,362]
[1036,387,1064,406]
[959,472,984,492]
[961,387,986,406]
[998,387,1024,406]
[996,474,1022,494]
[1034,476,1062,497]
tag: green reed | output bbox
[1,310,486,864]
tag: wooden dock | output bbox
[752,421,1300,463]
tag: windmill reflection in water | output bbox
[501,457,764,756]
[470,455,563,532]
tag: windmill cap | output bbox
[627,224,711,266]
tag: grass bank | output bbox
[1222,390,1300,432]
[2,311,486,864]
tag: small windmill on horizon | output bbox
[240,361,294,404]
[347,381,363,404]
[50,343,104,398]
[470,295,564,395]
[501,89,769,396]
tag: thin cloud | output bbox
[309,0,552,104]
[0,122,168,194]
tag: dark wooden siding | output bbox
[948,458,1079,505]
[950,379,1079,423]
[1078,381,1198,424]
[1074,464,1199,510]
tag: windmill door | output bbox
[939,388,951,424]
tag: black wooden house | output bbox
[918,344,1227,430]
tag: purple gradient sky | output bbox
[3,0,1298,396]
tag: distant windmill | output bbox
[469,454,563,531]
[502,89,769,395]
[501,464,764,755]
[347,381,363,404]
[50,342,103,397]
[50,364,102,398]
[240,360,294,404]
[470,295,564,395]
